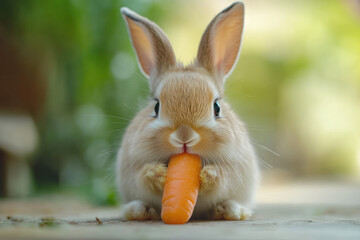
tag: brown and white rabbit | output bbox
[117,2,260,221]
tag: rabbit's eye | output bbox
[214,101,220,118]
[154,100,160,118]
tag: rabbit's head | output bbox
[121,2,245,162]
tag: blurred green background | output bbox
[0,0,359,205]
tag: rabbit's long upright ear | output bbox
[121,8,176,83]
[197,2,244,82]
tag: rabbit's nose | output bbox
[169,124,200,148]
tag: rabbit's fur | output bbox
[117,2,260,221]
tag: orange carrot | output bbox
[161,153,201,224]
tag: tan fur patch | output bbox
[159,71,214,127]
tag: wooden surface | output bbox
[0,181,359,240]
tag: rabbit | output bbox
[117,1,260,221]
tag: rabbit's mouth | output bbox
[165,147,204,166]
[183,143,188,153]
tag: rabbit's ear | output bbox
[197,2,244,82]
[121,8,176,80]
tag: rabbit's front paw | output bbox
[120,200,160,221]
[212,200,252,220]
[200,165,219,193]
[141,163,167,193]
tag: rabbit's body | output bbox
[117,2,260,221]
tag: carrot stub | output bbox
[161,153,201,224]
